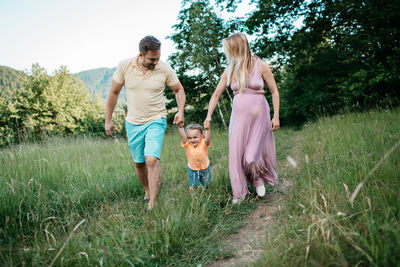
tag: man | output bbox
[105,35,186,210]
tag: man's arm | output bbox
[169,80,186,127]
[204,127,211,147]
[105,80,123,137]
[177,126,187,144]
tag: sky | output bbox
[0,0,184,73]
[0,0,260,74]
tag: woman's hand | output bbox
[270,117,280,131]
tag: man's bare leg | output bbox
[145,156,162,209]
[134,162,149,198]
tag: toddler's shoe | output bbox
[256,185,266,197]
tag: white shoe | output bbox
[232,198,243,204]
[256,185,266,197]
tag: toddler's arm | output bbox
[204,126,211,146]
[178,125,187,144]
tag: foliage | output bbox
[0,97,15,144]
[0,64,126,146]
[217,0,400,125]
[0,65,27,100]
[166,73,211,125]
[167,0,240,126]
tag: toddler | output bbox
[178,124,211,190]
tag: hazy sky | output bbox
[0,0,183,73]
[0,0,258,74]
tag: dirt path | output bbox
[207,134,301,267]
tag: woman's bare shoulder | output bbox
[256,57,270,68]
[254,57,271,76]
[220,69,228,82]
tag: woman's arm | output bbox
[204,71,228,129]
[260,60,280,131]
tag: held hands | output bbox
[105,121,116,137]
[173,111,184,128]
[203,117,211,130]
[270,116,280,132]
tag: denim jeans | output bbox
[187,164,211,187]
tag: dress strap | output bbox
[251,56,259,76]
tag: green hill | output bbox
[0,65,125,103]
[74,68,126,104]
[74,68,115,98]
[0,66,27,100]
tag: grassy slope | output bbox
[1,109,397,266]
[0,126,293,266]
[257,108,400,266]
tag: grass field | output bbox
[257,108,400,266]
[1,108,398,266]
[0,123,294,266]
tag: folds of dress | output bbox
[229,57,278,200]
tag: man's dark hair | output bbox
[139,36,161,55]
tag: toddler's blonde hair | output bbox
[185,124,204,134]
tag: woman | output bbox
[204,33,280,203]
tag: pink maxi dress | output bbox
[229,57,278,200]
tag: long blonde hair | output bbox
[223,33,253,93]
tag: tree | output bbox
[8,64,52,136]
[219,0,400,124]
[167,0,240,127]
[0,66,26,100]
[3,64,108,144]
[0,96,15,145]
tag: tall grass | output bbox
[0,127,292,266]
[257,108,400,266]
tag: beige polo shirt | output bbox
[113,56,179,125]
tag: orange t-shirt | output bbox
[181,139,211,170]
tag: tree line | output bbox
[166,0,400,126]
[0,66,26,100]
[0,64,126,146]
[1,0,399,145]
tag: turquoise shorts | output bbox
[125,117,167,163]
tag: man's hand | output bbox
[203,118,211,130]
[173,112,184,128]
[105,121,116,137]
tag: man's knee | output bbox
[145,156,160,168]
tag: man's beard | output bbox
[145,63,156,70]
